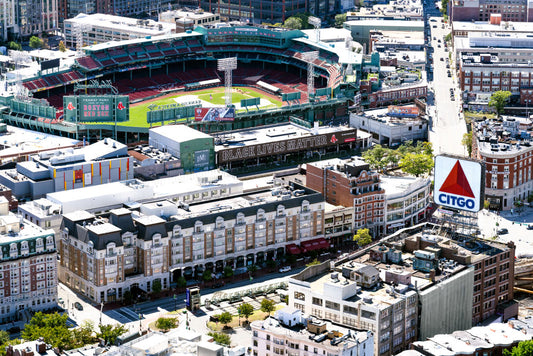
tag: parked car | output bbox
[527,224,533,230]
[279,266,292,273]
[74,302,83,311]
[497,228,509,235]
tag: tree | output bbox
[247,264,258,276]
[445,33,452,42]
[334,13,347,28]
[8,41,21,51]
[177,276,187,288]
[489,90,511,116]
[155,317,178,332]
[72,320,96,348]
[400,152,434,177]
[283,17,302,29]
[260,299,276,316]
[122,290,133,305]
[152,279,162,294]
[0,331,9,346]
[503,340,533,356]
[22,312,73,350]
[484,200,490,210]
[461,132,473,157]
[362,144,390,172]
[202,269,213,282]
[29,36,43,49]
[58,40,66,52]
[97,324,127,345]
[238,303,254,324]
[208,332,231,346]
[306,258,321,267]
[223,265,234,277]
[217,311,233,328]
[353,228,372,247]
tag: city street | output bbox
[426,15,467,156]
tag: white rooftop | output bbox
[66,13,175,36]
[150,125,212,142]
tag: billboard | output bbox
[63,95,129,122]
[41,58,60,71]
[194,107,235,122]
[434,155,484,212]
[387,105,419,118]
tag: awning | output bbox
[301,238,330,252]
[286,244,302,255]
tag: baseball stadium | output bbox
[0,24,372,143]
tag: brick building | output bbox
[306,157,385,237]
[450,0,533,22]
[472,116,533,210]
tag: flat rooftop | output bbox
[453,21,533,33]
[0,214,54,243]
[381,175,429,197]
[214,123,354,151]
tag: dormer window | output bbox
[257,209,265,221]
[173,225,181,237]
[195,221,203,233]
[216,217,224,230]
[236,213,245,225]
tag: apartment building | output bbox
[64,13,175,47]
[449,0,533,22]
[0,196,57,323]
[402,227,516,324]
[471,116,533,210]
[306,157,385,237]
[199,0,308,23]
[288,262,419,356]
[251,308,374,356]
[8,0,58,40]
[59,183,325,303]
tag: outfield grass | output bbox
[108,87,282,128]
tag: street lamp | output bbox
[99,301,104,326]
[182,310,189,330]
[138,313,142,335]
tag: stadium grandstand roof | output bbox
[84,31,203,52]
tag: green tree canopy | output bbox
[97,324,127,345]
[362,144,389,171]
[29,36,43,49]
[152,279,162,294]
[217,311,233,327]
[58,40,67,52]
[155,317,178,332]
[353,228,372,246]
[489,90,511,116]
[8,41,21,51]
[0,331,9,346]
[462,132,473,157]
[334,13,347,28]
[208,332,231,346]
[238,303,254,322]
[283,17,303,29]
[503,340,533,356]
[202,269,213,282]
[260,299,276,316]
[177,276,187,288]
[22,312,72,350]
[223,265,234,277]
[71,321,96,349]
[400,152,434,177]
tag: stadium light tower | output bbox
[308,16,321,43]
[217,57,238,107]
[302,51,318,97]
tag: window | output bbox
[294,292,305,301]
[325,301,340,310]
[312,297,322,306]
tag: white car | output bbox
[279,266,292,273]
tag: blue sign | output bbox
[186,288,191,308]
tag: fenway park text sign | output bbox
[217,130,356,163]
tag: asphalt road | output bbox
[425,14,467,156]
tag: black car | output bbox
[74,302,83,311]
[527,224,533,230]
[497,228,509,235]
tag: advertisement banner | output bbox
[194,107,235,122]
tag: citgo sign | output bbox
[434,155,484,212]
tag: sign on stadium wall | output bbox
[194,107,235,122]
[217,129,357,163]
[434,155,485,212]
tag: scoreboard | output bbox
[63,95,129,123]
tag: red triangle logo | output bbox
[440,161,475,198]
